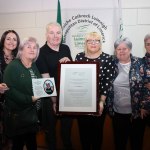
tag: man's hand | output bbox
[59,57,71,63]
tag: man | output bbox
[36,22,73,150]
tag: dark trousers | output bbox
[0,103,3,149]
[60,116,73,150]
[112,112,146,150]
[77,111,106,150]
[12,132,37,150]
[44,100,56,150]
[42,99,73,150]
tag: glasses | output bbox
[145,43,150,46]
[87,40,100,44]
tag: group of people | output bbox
[0,21,150,150]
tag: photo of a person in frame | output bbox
[43,80,54,95]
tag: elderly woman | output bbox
[139,33,150,129]
[75,32,114,150]
[3,37,41,150]
[107,37,145,150]
[140,34,150,112]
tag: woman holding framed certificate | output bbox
[75,32,114,150]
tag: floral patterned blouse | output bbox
[75,52,114,101]
[107,55,143,119]
[140,52,150,110]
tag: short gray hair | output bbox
[16,37,40,62]
[46,22,62,33]
[114,37,132,50]
[144,33,150,43]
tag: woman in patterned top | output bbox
[107,37,145,150]
[75,32,114,150]
[139,34,150,130]
[140,34,150,114]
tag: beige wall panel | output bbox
[122,9,137,25]
[0,0,43,13]
[17,28,46,47]
[36,11,56,28]
[138,9,150,24]
[0,13,36,29]
[122,0,150,8]
[41,0,57,10]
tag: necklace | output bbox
[4,53,14,64]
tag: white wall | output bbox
[0,0,150,57]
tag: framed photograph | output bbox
[56,62,99,115]
[32,78,57,97]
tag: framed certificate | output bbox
[56,62,99,115]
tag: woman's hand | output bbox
[52,102,57,113]
[0,83,9,93]
[98,95,106,116]
[59,57,71,63]
[145,83,150,90]
[141,109,149,119]
[51,96,57,113]
[32,96,40,102]
[99,101,104,116]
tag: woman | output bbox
[0,30,20,104]
[3,37,41,150]
[75,32,114,150]
[0,30,20,149]
[140,33,150,126]
[107,37,145,150]
[140,34,150,112]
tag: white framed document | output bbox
[57,62,99,115]
[32,78,57,97]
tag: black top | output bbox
[36,42,72,86]
[75,52,114,97]
[0,50,14,103]
[0,50,8,81]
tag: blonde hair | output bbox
[16,37,40,62]
[84,32,102,54]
